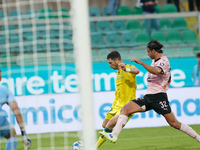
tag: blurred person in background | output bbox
[167,0,180,12]
[136,0,143,8]
[188,0,200,11]
[109,0,121,15]
[192,53,200,86]
[141,0,160,35]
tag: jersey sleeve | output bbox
[126,64,136,77]
[7,89,16,105]
[156,59,168,75]
[130,65,135,68]
[125,64,135,69]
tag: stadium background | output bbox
[0,0,200,142]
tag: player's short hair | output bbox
[196,53,200,58]
[107,51,121,60]
[147,39,164,54]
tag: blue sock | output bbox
[5,137,17,150]
[104,127,112,133]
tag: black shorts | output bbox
[132,92,171,115]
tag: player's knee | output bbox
[4,128,17,139]
[11,128,17,137]
[102,119,108,128]
[102,123,106,128]
[120,107,125,115]
[120,105,129,116]
[108,122,116,129]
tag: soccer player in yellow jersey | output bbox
[96,51,139,148]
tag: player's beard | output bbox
[149,54,154,59]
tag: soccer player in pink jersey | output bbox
[99,39,200,144]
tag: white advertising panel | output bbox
[2,87,200,134]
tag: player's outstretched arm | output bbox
[130,58,161,75]
[10,101,31,149]
[129,67,140,74]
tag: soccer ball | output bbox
[72,141,83,150]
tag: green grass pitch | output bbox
[0,125,199,150]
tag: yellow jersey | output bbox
[113,64,137,108]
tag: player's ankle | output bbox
[112,131,119,138]
[104,127,112,133]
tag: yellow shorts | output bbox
[105,105,134,121]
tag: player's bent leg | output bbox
[98,127,113,147]
[163,112,181,129]
[113,101,142,135]
[120,101,143,116]
[180,123,200,142]
[97,106,118,148]
[99,114,131,144]
[96,136,106,148]
[97,119,109,148]
[102,119,109,128]
[105,115,119,129]
[164,112,200,142]
[1,118,17,150]
[99,131,118,143]
[4,127,17,150]
[98,115,119,147]
[101,101,143,143]
[5,137,17,150]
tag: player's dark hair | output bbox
[147,39,164,54]
[196,53,200,58]
[107,51,121,60]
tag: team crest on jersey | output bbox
[160,62,164,66]
[117,76,124,79]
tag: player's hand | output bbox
[21,129,31,149]
[130,58,143,64]
[147,1,155,5]
[118,63,126,71]
[22,135,31,149]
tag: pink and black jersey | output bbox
[146,56,171,94]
